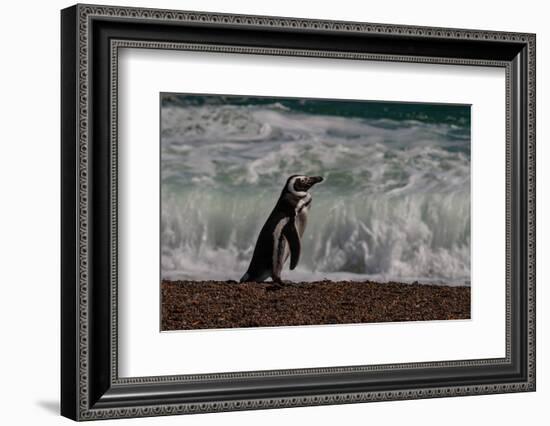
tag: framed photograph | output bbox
[61,4,536,421]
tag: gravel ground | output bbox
[161,280,470,331]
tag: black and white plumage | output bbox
[240,175,323,284]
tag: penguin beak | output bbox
[305,176,324,189]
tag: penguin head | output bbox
[284,175,324,197]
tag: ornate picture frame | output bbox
[61,4,535,421]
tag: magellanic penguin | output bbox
[240,175,323,284]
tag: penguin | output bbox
[240,175,324,284]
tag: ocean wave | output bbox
[161,106,469,191]
[160,102,470,285]
[161,188,470,285]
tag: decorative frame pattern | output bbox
[61,4,536,421]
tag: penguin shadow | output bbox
[264,281,301,291]
[227,279,284,290]
[265,283,284,291]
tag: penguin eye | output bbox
[294,178,306,191]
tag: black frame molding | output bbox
[61,4,536,421]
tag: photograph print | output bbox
[160,93,471,331]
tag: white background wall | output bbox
[0,0,547,424]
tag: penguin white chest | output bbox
[295,194,312,237]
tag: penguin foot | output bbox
[266,278,286,291]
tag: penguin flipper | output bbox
[283,219,301,270]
